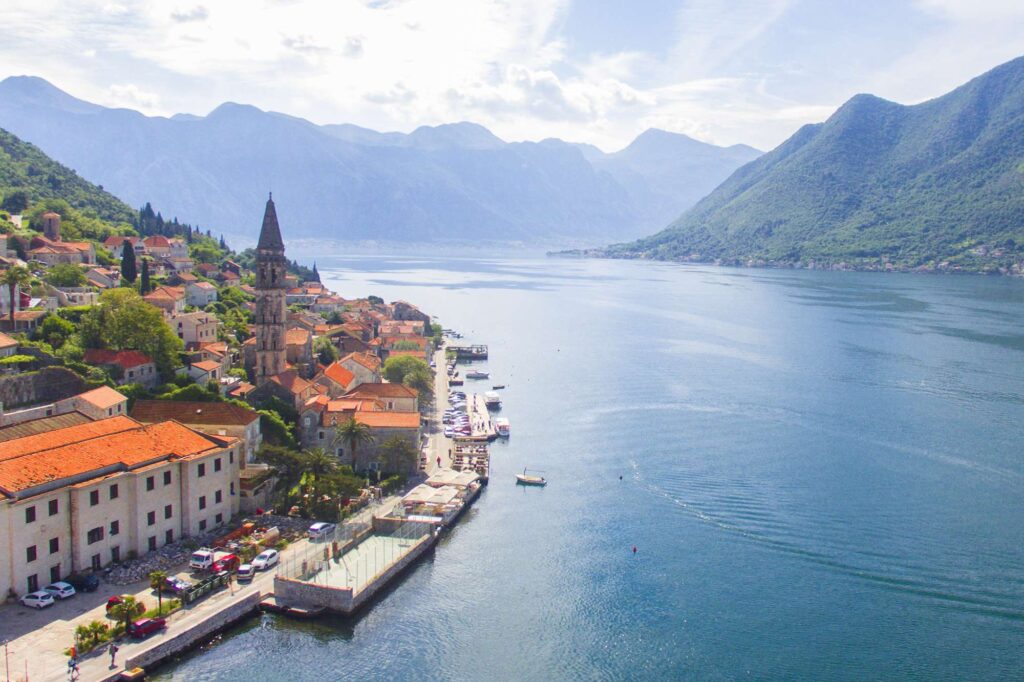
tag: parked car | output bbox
[43,581,76,600]
[308,522,336,541]
[105,594,136,611]
[67,573,100,593]
[444,428,454,438]
[163,576,192,594]
[212,554,240,573]
[20,591,55,609]
[252,549,279,571]
[189,549,215,571]
[236,564,255,582]
[127,617,166,638]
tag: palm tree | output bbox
[0,265,32,328]
[149,570,167,614]
[333,418,374,470]
[74,623,90,650]
[109,595,143,631]
[87,620,108,648]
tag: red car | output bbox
[212,554,239,573]
[127,617,166,638]
[105,594,135,611]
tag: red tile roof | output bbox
[83,349,154,369]
[0,416,139,462]
[131,400,259,426]
[322,362,355,388]
[354,412,420,429]
[75,386,127,410]
[345,383,418,399]
[341,352,381,371]
[286,329,310,346]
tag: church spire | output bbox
[257,193,284,251]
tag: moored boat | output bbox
[515,469,546,486]
[484,391,501,409]
[495,417,510,437]
[466,370,490,379]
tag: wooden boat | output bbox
[465,370,490,379]
[515,469,546,486]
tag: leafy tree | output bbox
[1,189,29,213]
[259,409,296,448]
[314,335,338,366]
[0,265,32,327]
[120,241,137,283]
[80,288,183,378]
[367,295,384,305]
[109,595,144,631]
[376,435,419,474]
[334,417,374,467]
[45,263,87,288]
[34,314,75,349]
[392,340,421,351]
[382,355,433,403]
[325,310,344,325]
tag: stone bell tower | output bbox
[254,194,288,384]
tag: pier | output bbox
[449,344,488,360]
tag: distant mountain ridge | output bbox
[596,56,1024,274]
[0,77,761,244]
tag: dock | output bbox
[449,344,488,360]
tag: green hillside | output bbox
[0,126,135,236]
[602,56,1024,275]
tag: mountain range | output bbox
[595,56,1024,274]
[0,77,760,245]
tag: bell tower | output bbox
[254,194,288,384]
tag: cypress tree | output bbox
[312,262,321,282]
[140,258,151,294]
[121,241,137,283]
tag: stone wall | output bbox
[124,591,262,671]
[275,575,354,612]
[0,366,85,411]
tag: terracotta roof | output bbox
[0,412,93,443]
[11,310,46,321]
[143,235,171,247]
[191,360,220,372]
[341,352,381,371]
[191,281,217,290]
[286,329,310,346]
[0,331,17,349]
[0,416,139,462]
[326,398,382,413]
[83,349,154,368]
[270,370,312,393]
[345,383,418,399]
[353,412,420,429]
[229,381,255,397]
[131,400,259,426]
[322,362,355,388]
[75,386,127,410]
[387,350,427,359]
[0,419,233,495]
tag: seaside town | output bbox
[0,195,509,681]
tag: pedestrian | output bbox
[109,641,119,668]
[437,455,442,468]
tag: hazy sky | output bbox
[3,0,1024,151]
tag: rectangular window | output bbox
[229,451,234,464]
[48,499,58,516]
[111,546,120,563]
[26,545,37,563]
[110,520,120,536]
[199,519,207,531]
[230,482,235,496]
[147,511,156,526]
[148,536,157,552]
[164,504,173,519]
[25,506,36,524]
[49,538,59,554]
[214,458,222,472]
[198,463,206,478]
[50,565,61,583]
[87,527,104,545]
[109,484,119,500]
[27,575,38,592]
[146,476,155,491]
[199,496,207,510]
[163,471,172,486]
[89,490,99,506]
[165,529,174,545]
[91,554,101,570]
[215,513,223,525]
[215,490,222,504]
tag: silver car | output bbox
[21,590,55,609]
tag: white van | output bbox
[189,549,215,571]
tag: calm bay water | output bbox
[156,256,1024,681]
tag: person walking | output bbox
[109,641,119,669]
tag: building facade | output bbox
[254,196,288,384]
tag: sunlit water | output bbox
[155,256,1024,680]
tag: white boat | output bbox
[495,417,510,437]
[465,370,490,379]
[515,469,546,486]
[484,391,501,408]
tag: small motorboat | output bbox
[515,468,546,486]
[466,370,490,379]
[492,384,506,390]
[484,391,501,409]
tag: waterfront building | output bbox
[0,416,241,597]
[130,399,262,463]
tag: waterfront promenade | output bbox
[0,499,398,682]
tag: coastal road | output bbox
[427,346,452,474]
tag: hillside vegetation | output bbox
[600,56,1024,275]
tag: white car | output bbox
[252,549,279,571]
[236,564,255,582]
[308,522,336,540]
[43,581,76,599]
[21,591,55,609]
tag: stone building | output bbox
[253,195,288,384]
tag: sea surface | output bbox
[155,255,1024,681]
